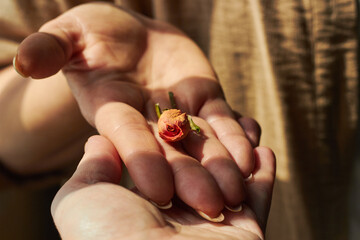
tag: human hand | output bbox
[52,135,275,240]
[14,2,261,218]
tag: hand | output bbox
[52,135,276,240]
[15,2,261,217]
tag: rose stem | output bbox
[168,92,177,109]
[168,91,201,133]
[155,103,162,118]
[188,115,201,133]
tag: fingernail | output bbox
[150,200,173,210]
[13,55,28,78]
[196,210,224,222]
[225,204,243,212]
[245,173,253,182]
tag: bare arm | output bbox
[0,65,94,175]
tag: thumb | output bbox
[51,135,123,215]
[13,3,146,79]
[73,135,123,185]
[13,24,75,79]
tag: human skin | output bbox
[52,135,276,240]
[11,2,263,218]
[0,66,95,174]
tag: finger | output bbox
[234,112,262,147]
[199,98,255,178]
[14,31,71,79]
[246,146,276,232]
[52,135,122,214]
[96,102,174,206]
[182,117,246,210]
[153,124,224,220]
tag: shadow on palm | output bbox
[17,3,275,239]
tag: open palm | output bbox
[16,2,263,219]
[52,135,275,240]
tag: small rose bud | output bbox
[158,109,191,142]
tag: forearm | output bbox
[0,65,95,175]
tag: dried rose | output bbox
[158,109,191,142]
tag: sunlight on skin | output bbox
[14,3,273,233]
[51,135,274,240]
